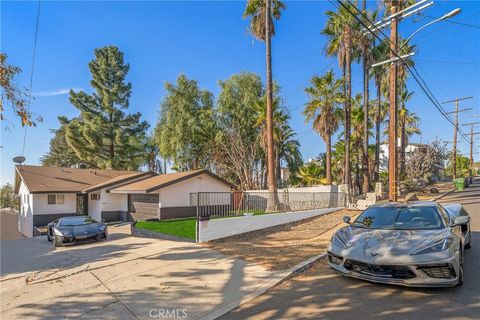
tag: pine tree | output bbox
[65,46,148,170]
[41,116,85,167]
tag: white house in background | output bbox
[15,165,233,237]
[379,142,428,172]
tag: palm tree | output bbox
[322,0,360,198]
[244,0,285,210]
[360,6,377,195]
[303,70,343,184]
[296,162,326,187]
[331,140,346,184]
[351,94,373,192]
[276,124,302,187]
[371,39,389,180]
[399,89,412,176]
[254,96,301,188]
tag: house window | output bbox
[90,194,100,201]
[57,194,65,204]
[47,195,56,205]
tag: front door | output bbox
[76,194,88,215]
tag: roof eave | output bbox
[82,171,155,193]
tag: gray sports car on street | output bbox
[328,201,471,287]
[47,216,108,247]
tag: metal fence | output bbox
[190,191,347,220]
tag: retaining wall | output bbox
[198,207,342,242]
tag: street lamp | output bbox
[399,8,461,50]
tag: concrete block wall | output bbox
[198,207,342,242]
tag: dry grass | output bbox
[398,181,454,201]
[205,209,361,271]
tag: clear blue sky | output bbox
[1,0,479,184]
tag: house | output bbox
[15,165,233,237]
[109,170,234,221]
[379,142,430,172]
[379,142,447,181]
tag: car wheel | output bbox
[457,263,464,287]
[52,236,59,248]
[465,232,472,249]
[47,229,52,242]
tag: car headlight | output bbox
[331,234,348,249]
[411,238,454,255]
[99,225,106,231]
[53,228,72,236]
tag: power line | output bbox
[424,14,480,29]
[333,0,473,147]
[416,59,480,66]
[414,10,480,41]
[22,0,41,156]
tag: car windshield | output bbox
[352,206,444,230]
[59,216,97,226]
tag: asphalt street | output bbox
[221,178,480,320]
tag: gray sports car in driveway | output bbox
[47,216,108,247]
[328,201,471,287]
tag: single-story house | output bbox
[15,165,233,237]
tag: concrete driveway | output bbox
[221,179,480,320]
[0,223,277,319]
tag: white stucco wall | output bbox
[18,181,33,237]
[157,174,231,208]
[88,192,101,221]
[246,185,348,194]
[198,207,342,242]
[32,193,76,215]
[100,189,127,212]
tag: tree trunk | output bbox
[194,157,199,170]
[345,40,352,201]
[374,77,381,182]
[355,153,361,195]
[362,47,370,195]
[326,134,332,184]
[265,0,279,211]
[276,149,281,188]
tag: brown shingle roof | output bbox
[109,170,234,194]
[16,165,144,193]
[81,171,156,193]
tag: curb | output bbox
[432,188,455,201]
[198,252,327,320]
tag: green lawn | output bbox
[135,218,196,240]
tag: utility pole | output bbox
[443,96,473,178]
[388,1,399,202]
[365,1,460,201]
[462,121,480,176]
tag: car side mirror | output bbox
[101,219,106,223]
[452,216,469,226]
[343,216,351,224]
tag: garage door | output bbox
[128,194,159,221]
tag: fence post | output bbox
[196,192,200,243]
